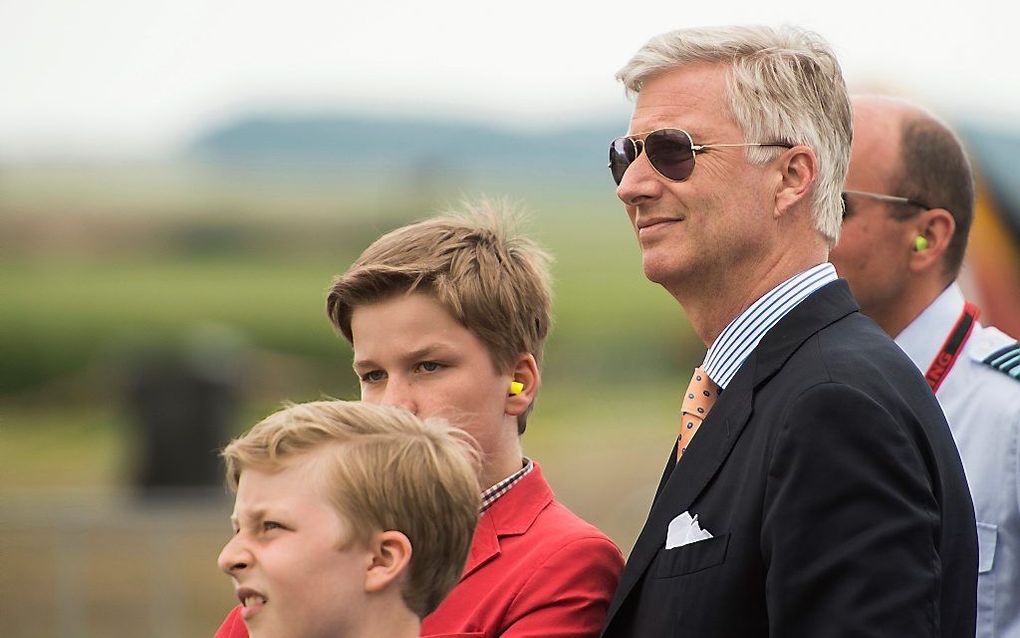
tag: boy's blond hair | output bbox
[222,400,481,618]
[325,202,553,433]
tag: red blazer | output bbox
[421,462,623,637]
[215,463,622,638]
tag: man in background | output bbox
[832,94,1020,638]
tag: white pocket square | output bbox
[665,510,714,549]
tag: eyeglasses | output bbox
[841,190,931,219]
[608,128,793,186]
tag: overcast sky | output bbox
[2,0,1016,160]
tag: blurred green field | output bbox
[1,164,702,637]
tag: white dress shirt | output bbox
[896,283,1020,638]
[703,262,837,389]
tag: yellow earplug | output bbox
[509,381,524,396]
[914,236,929,252]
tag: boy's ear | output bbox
[363,530,413,594]
[505,353,540,417]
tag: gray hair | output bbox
[617,25,852,245]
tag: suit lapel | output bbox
[462,512,501,579]
[603,281,860,630]
[650,439,678,506]
[461,462,554,581]
[604,366,755,624]
[751,280,859,386]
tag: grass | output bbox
[1,406,124,489]
[0,206,698,394]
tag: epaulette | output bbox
[983,342,1020,380]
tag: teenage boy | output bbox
[215,206,624,638]
[216,400,481,638]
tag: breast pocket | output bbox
[975,522,997,638]
[976,521,997,574]
[654,533,730,578]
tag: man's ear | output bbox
[908,208,955,275]
[505,353,540,418]
[363,530,413,594]
[774,146,818,218]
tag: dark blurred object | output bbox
[959,122,1020,337]
[123,327,246,493]
[189,112,618,183]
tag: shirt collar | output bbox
[479,457,534,514]
[894,282,967,371]
[702,263,838,389]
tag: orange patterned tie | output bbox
[678,367,719,461]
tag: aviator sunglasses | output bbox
[609,128,793,185]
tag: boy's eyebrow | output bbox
[352,356,377,371]
[229,508,267,528]
[353,343,456,370]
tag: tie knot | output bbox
[682,367,718,417]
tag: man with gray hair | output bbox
[601,25,977,637]
[832,95,1020,638]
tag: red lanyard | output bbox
[924,302,980,393]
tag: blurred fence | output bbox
[1,489,235,638]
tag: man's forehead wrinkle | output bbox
[630,91,720,137]
[632,93,705,118]
[627,63,737,139]
[628,109,721,141]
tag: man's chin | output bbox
[641,258,679,287]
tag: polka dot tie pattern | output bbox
[678,367,719,461]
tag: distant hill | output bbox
[187,113,1020,233]
[187,113,623,183]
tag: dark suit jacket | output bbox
[601,281,977,638]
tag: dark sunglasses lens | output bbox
[645,129,695,181]
[609,138,635,185]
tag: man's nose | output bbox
[616,150,662,207]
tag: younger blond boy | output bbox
[215,400,480,638]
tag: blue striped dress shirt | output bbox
[702,263,838,389]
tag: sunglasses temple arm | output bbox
[695,142,780,151]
